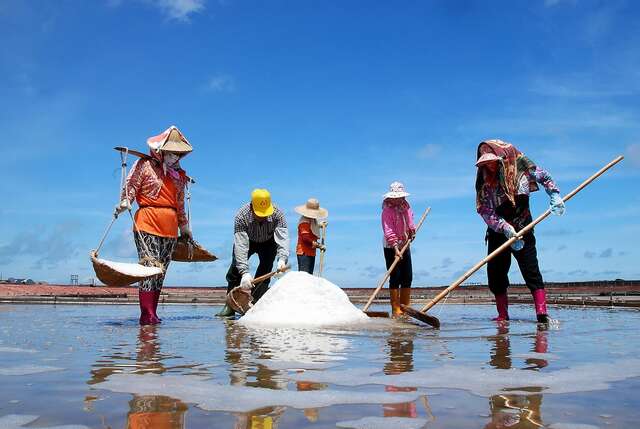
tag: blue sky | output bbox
[1,0,639,287]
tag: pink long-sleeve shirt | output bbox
[381,203,415,248]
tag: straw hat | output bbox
[295,198,328,219]
[475,152,501,167]
[147,125,193,155]
[383,181,410,199]
[251,188,274,217]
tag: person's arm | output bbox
[121,159,144,204]
[298,222,316,246]
[381,207,398,247]
[529,165,565,215]
[273,209,290,263]
[233,215,251,275]
[477,189,510,234]
[529,165,560,195]
[406,206,416,237]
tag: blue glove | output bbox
[504,225,524,251]
[550,192,565,216]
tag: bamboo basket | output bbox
[90,250,163,287]
[172,237,217,262]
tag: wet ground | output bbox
[0,303,639,429]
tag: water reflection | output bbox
[88,326,188,429]
[224,321,287,429]
[382,325,434,423]
[484,324,548,429]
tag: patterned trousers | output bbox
[134,231,177,292]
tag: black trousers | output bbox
[486,229,544,296]
[297,254,316,275]
[383,247,412,289]
[226,239,277,303]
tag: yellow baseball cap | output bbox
[251,188,274,217]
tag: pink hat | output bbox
[475,152,501,167]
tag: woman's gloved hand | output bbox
[549,192,565,216]
[504,224,524,251]
[114,199,131,216]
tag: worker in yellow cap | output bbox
[217,189,290,317]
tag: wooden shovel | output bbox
[363,207,432,318]
[402,155,624,328]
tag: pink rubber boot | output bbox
[138,290,158,326]
[532,289,549,324]
[492,293,509,321]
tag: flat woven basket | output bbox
[226,286,253,314]
[172,237,217,262]
[90,251,163,287]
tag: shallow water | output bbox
[0,303,639,428]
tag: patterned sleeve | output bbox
[477,188,510,234]
[176,179,188,227]
[121,159,144,203]
[529,166,560,195]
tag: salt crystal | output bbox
[239,272,369,327]
[96,258,163,277]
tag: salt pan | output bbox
[336,416,429,429]
[0,414,89,429]
[239,272,369,327]
[97,373,421,413]
[0,365,64,376]
[291,358,640,397]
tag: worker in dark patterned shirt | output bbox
[216,189,290,317]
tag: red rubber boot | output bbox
[532,289,549,324]
[492,293,509,322]
[151,290,162,324]
[138,290,158,326]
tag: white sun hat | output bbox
[383,181,410,199]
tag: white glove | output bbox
[240,273,253,291]
[179,224,193,240]
[114,199,131,216]
[276,258,287,271]
[504,224,524,251]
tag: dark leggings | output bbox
[486,229,545,295]
[297,254,316,275]
[226,239,277,303]
[134,231,177,292]
[383,246,412,289]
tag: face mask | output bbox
[164,153,180,167]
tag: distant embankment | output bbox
[0,280,638,307]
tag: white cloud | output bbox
[627,143,640,167]
[139,0,205,21]
[417,143,441,160]
[204,74,235,93]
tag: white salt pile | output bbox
[97,258,163,277]
[239,272,369,327]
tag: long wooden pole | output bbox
[318,222,327,277]
[417,155,624,314]
[362,207,431,312]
